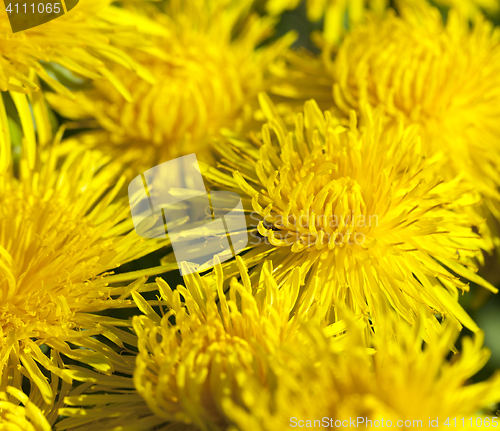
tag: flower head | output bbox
[226,309,500,430]
[56,257,350,431]
[0,133,169,403]
[0,0,151,94]
[333,1,500,207]
[47,0,295,169]
[199,96,496,331]
[0,0,156,172]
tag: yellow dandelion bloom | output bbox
[198,96,496,331]
[0,132,172,404]
[56,257,352,431]
[226,311,500,430]
[333,1,500,211]
[47,0,295,169]
[0,0,157,172]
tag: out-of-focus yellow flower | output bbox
[47,0,295,170]
[0,128,171,404]
[264,0,388,43]
[226,311,500,430]
[198,96,496,332]
[333,1,500,213]
[0,0,157,173]
[56,257,354,431]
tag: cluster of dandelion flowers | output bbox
[53,262,500,431]
[0,0,159,172]
[46,0,296,169]
[225,312,500,431]
[333,1,500,209]
[56,257,349,431]
[0,139,171,403]
[199,96,496,331]
[1,1,499,430]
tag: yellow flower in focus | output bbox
[199,97,496,331]
[333,2,500,210]
[0,0,156,172]
[0,134,170,404]
[226,312,500,430]
[48,0,295,169]
[56,257,352,431]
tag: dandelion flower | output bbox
[47,0,295,170]
[226,310,500,430]
[272,1,500,215]
[0,133,170,404]
[199,96,496,331]
[0,0,157,172]
[333,1,500,211]
[56,257,350,431]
